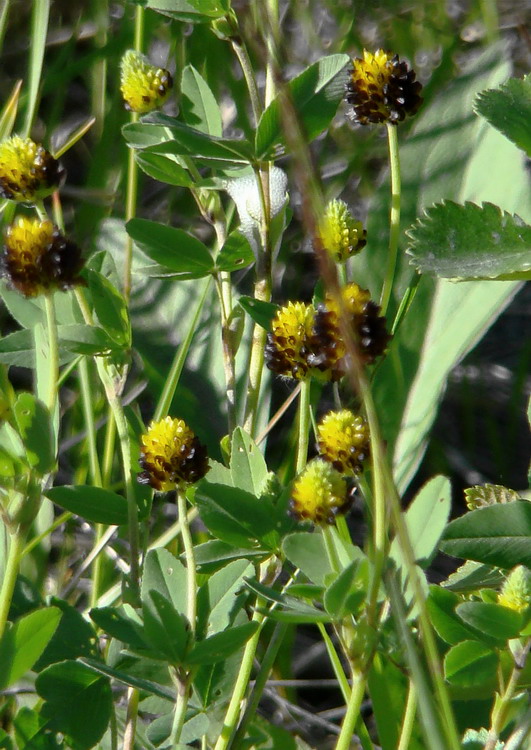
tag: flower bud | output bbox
[317,199,366,263]
[498,566,531,615]
[291,459,351,525]
[120,50,173,114]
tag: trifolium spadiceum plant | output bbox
[0,2,530,750]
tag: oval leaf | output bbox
[407,201,531,280]
[440,501,531,568]
[455,601,523,642]
[443,640,498,687]
[46,485,129,525]
[126,218,213,278]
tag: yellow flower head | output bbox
[317,409,370,475]
[291,459,350,525]
[345,49,423,126]
[1,216,84,297]
[0,136,65,203]
[317,200,366,263]
[138,416,209,492]
[265,302,316,381]
[497,566,531,615]
[120,50,173,114]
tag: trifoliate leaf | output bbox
[406,201,531,281]
[474,74,531,157]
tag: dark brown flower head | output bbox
[0,136,65,202]
[313,283,391,367]
[345,49,423,125]
[1,216,84,297]
[138,416,209,492]
[317,409,370,475]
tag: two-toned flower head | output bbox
[264,301,344,382]
[0,136,65,203]
[345,49,423,126]
[317,200,366,263]
[314,282,391,368]
[120,49,173,114]
[0,216,84,297]
[138,416,209,492]
[317,409,370,475]
[291,459,352,525]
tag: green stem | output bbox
[123,687,139,750]
[337,262,347,287]
[91,0,108,137]
[0,529,25,639]
[0,0,11,57]
[169,491,197,747]
[178,490,196,634]
[21,511,71,558]
[334,670,366,750]
[229,621,288,749]
[317,622,351,701]
[296,378,311,473]
[264,0,279,107]
[243,167,272,437]
[379,123,401,317]
[214,273,237,434]
[123,4,144,301]
[79,358,106,609]
[485,639,530,750]
[170,672,190,748]
[101,405,116,486]
[214,608,266,750]
[43,293,59,414]
[397,681,418,750]
[229,37,262,126]
[154,277,212,421]
[75,289,140,599]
